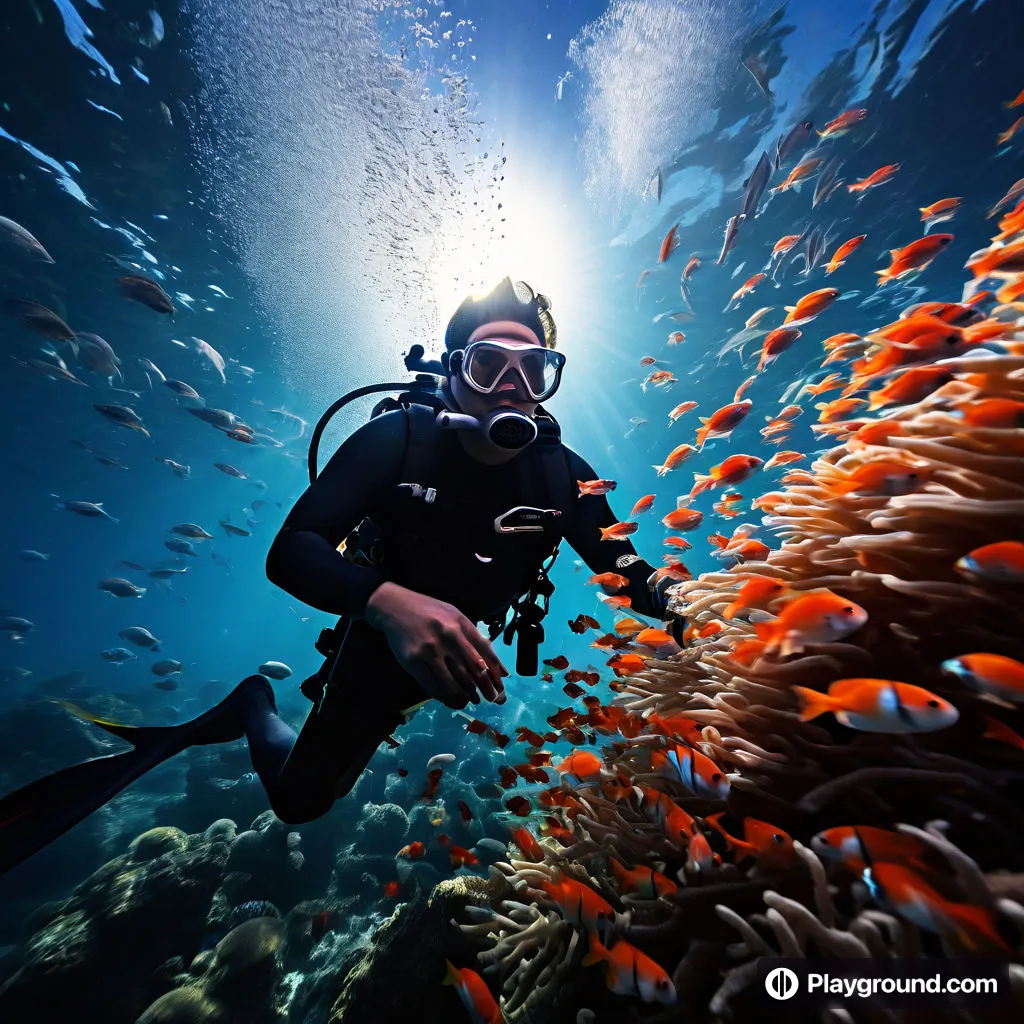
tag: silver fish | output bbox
[1,616,35,640]
[219,518,251,538]
[165,379,202,400]
[800,227,826,276]
[148,567,190,579]
[119,626,161,649]
[102,648,138,663]
[812,157,845,208]
[152,659,183,678]
[165,538,198,556]
[158,458,191,479]
[214,463,247,479]
[194,338,226,383]
[190,406,239,430]
[138,356,166,385]
[775,120,814,170]
[0,216,54,262]
[19,549,49,561]
[53,499,119,522]
[11,356,87,386]
[93,403,149,436]
[75,333,122,379]
[716,214,744,266]
[740,151,772,220]
[98,577,147,598]
[171,523,213,539]
[258,661,292,680]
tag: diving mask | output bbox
[450,338,566,402]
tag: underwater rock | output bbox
[130,826,190,862]
[355,801,410,848]
[328,875,497,1024]
[136,985,224,1023]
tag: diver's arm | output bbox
[560,446,666,619]
[265,410,407,617]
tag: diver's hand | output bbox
[365,582,509,710]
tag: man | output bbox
[0,278,681,874]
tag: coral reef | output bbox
[447,200,1024,1021]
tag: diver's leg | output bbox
[0,674,275,875]
[264,619,428,824]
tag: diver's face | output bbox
[450,320,544,417]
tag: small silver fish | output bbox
[0,216,54,262]
[53,498,119,522]
[158,458,191,478]
[215,463,247,479]
[102,647,138,663]
[93,403,149,436]
[775,120,814,169]
[165,538,198,556]
[0,616,35,640]
[219,518,251,538]
[119,626,161,649]
[18,549,49,561]
[148,567,190,579]
[171,523,213,539]
[98,577,147,598]
[152,659,183,677]
[740,151,772,220]
[717,214,744,266]
[258,661,292,680]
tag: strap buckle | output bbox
[398,482,436,503]
[494,505,561,534]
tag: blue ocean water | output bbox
[0,0,1022,1011]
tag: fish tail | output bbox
[722,598,743,620]
[442,960,461,986]
[580,930,608,967]
[792,686,834,721]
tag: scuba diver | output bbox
[0,277,684,874]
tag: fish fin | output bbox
[791,686,833,721]
[698,417,709,424]
[443,960,460,986]
[580,931,607,967]
[783,305,795,313]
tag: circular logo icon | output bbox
[765,966,799,1001]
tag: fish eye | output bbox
[711,773,722,782]
[927,699,940,708]
[908,473,918,479]
[657,979,669,989]
[842,606,854,614]
[772,833,785,844]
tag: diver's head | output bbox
[440,277,564,420]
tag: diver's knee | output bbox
[267,789,332,826]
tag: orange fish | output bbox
[996,275,1024,303]
[685,832,720,874]
[958,397,1024,428]
[653,443,697,476]
[613,616,647,636]
[852,419,906,447]
[443,961,503,1024]
[802,374,844,397]
[597,594,632,611]
[599,521,639,541]
[633,627,676,650]
[756,326,802,372]
[383,880,401,898]
[658,224,679,263]
[769,232,804,256]
[664,535,693,550]
[588,572,629,592]
[630,494,656,516]
[694,399,752,449]
[965,237,1024,281]
[723,576,790,619]
[725,272,766,311]
[683,619,726,643]
[847,164,899,195]
[876,234,954,285]
[771,156,822,193]
[828,458,931,496]
[607,652,648,676]
[817,107,867,139]
[690,454,763,498]
[544,654,570,670]
[609,857,678,898]
[825,234,867,274]
[581,932,676,1005]
[941,653,1024,702]
[729,637,767,666]
[1008,89,1024,108]
[811,825,932,874]
[639,355,657,366]
[397,840,425,859]
[755,591,868,655]
[955,540,1024,583]
[823,331,862,351]
[661,506,704,532]
[705,813,796,870]
[997,116,1024,147]
[579,478,616,496]
[816,396,867,423]
[557,749,604,781]
[449,845,480,868]
[540,874,616,937]
[652,743,730,798]
[867,365,954,410]
[783,287,839,324]
[668,401,698,423]
[920,197,961,233]
[869,863,1012,953]
[683,254,701,279]
[647,789,697,843]
[983,715,1024,750]
[717,537,770,564]
[793,678,958,732]
[733,373,758,403]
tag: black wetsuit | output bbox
[0,406,669,871]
